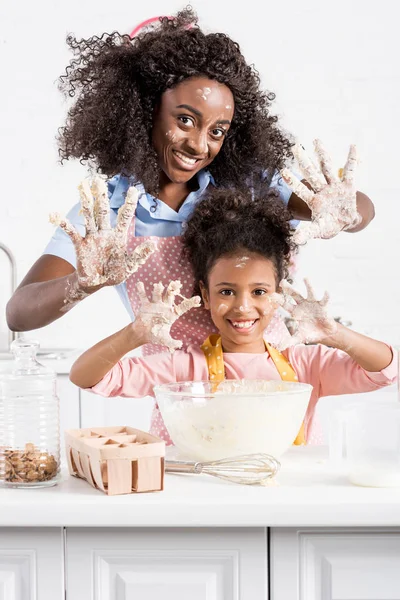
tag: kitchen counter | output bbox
[2,446,400,528]
[3,445,400,599]
[1,362,399,599]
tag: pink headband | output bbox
[129,15,194,39]
[129,16,172,39]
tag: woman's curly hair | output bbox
[182,186,296,293]
[58,7,292,195]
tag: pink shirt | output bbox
[90,344,397,443]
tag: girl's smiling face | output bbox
[200,252,279,353]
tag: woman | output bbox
[6,8,374,339]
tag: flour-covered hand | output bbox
[135,280,201,352]
[281,140,361,245]
[50,177,156,291]
[271,278,337,348]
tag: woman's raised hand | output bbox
[134,281,201,352]
[281,140,361,245]
[272,279,337,347]
[50,177,156,290]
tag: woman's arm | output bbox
[6,178,154,332]
[288,188,375,232]
[6,255,99,331]
[284,141,375,242]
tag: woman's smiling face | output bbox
[200,252,280,353]
[152,76,234,184]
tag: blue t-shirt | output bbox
[44,170,295,319]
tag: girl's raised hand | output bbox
[134,281,201,352]
[272,279,337,347]
[50,178,156,290]
[281,140,361,245]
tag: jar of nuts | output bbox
[0,339,60,488]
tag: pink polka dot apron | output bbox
[124,214,322,444]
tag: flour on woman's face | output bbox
[196,87,212,101]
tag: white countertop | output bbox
[2,446,400,528]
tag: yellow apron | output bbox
[200,334,306,445]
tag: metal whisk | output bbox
[165,453,280,486]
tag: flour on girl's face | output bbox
[238,304,252,313]
[217,303,228,313]
[235,256,250,268]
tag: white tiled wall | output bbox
[1,0,399,353]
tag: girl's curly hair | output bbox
[182,186,296,292]
[58,7,292,195]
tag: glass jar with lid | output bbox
[0,339,60,487]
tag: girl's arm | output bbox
[275,279,392,372]
[69,321,145,389]
[70,280,201,389]
[319,323,392,372]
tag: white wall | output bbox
[0,0,399,353]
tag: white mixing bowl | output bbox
[154,379,313,461]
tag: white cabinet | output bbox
[270,527,400,600]
[65,527,268,600]
[80,389,153,431]
[2,526,400,599]
[0,528,63,600]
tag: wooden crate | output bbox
[64,426,165,495]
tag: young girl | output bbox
[69,189,395,444]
